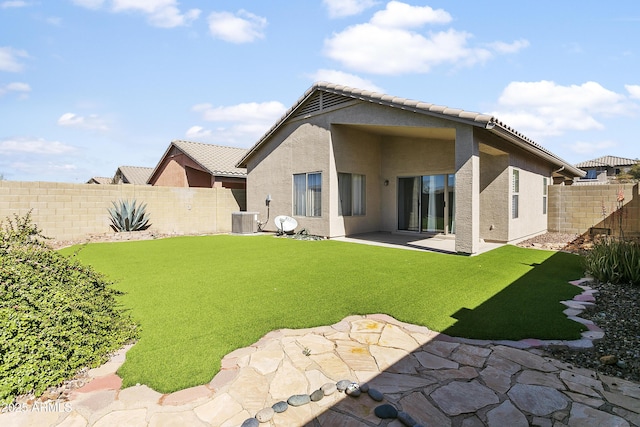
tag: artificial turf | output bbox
[61,235,585,393]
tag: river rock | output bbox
[310,389,324,402]
[288,394,310,406]
[337,380,352,391]
[241,418,259,427]
[321,382,337,395]
[272,401,288,413]
[255,407,274,422]
[368,388,384,401]
[375,404,398,419]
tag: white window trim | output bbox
[512,169,519,219]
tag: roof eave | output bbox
[486,124,586,178]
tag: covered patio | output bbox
[333,232,503,255]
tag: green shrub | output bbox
[583,237,640,286]
[107,199,151,232]
[0,213,138,404]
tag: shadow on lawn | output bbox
[220,250,592,426]
[442,251,586,341]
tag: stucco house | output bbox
[148,140,247,189]
[86,176,112,184]
[113,165,154,185]
[237,82,584,254]
[574,155,639,184]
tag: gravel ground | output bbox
[546,280,640,383]
[517,232,640,383]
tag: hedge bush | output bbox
[0,213,138,404]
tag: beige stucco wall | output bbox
[507,154,553,242]
[244,98,568,253]
[548,183,639,236]
[0,180,245,241]
[246,120,332,236]
[479,150,510,242]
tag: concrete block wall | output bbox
[548,183,640,237]
[0,181,246,241]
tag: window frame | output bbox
[338,172,366,217]
[293,172,322,217]
[512,169,520,219]
[543,177,548,215]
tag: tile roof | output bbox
[237,82,584,178]
[575,155,639,168]
[116,166,154,185]
[86,176,112,184]
[169,140,247,177]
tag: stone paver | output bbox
[2,279,640,427]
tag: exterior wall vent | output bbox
[294,91,353,118]
[295,93,322,117]
[321,92,350,109]
[232,211,258,234]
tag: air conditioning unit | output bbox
[232,212,258,234]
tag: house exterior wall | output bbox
[329,125,382,236]
[507,154,553,242]
[0,180,245,241]
[379,136,455,232]
[479,150,510,242]
[152,156,190,187]
[244,98,565,252]
[245,120,333,236]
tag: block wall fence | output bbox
[2,180,639,243]
[0,181,246,242]
[548,183,640,237]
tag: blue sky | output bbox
[1,0,639,183]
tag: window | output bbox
[293,172,322,217]
[512,169,519,219]
[543,177,548,215]
[585,169,597,179]
[338,173,366,216]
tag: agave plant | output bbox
[107,199,151,232]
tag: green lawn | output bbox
[61,235,585,393]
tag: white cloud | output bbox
[0,81,31,97]
[185,126,212,140]
[0,137,75,155]
[190,100,287,145]
[58,112,109,131]
[72,0,200,28]
[488,39,530,54]
[370,1,451,28]
[626,84,640,99]
[6,82,30,91]
[570,140,617,155]
[70,0,104,9]
[323,0,378,18]
[0,46,29,72]
[323,2,523,75]
[1,1,29,8]
[208,10,266,43]
[308,69,384,92]
[492,81,632,138]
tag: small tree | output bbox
[628,163,640,180]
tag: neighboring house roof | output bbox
[575,155,639,169]
[86,176,112,184]
[115,166,154,185]
[236,82,585,178]
[149,140,247,183]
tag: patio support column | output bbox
[454,126,480,254]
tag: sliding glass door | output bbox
[398,174,455,234]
